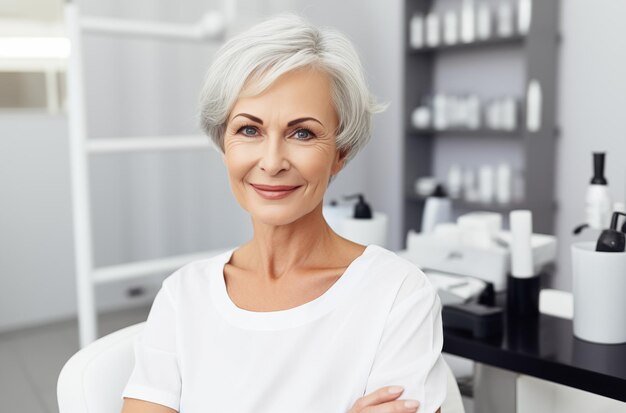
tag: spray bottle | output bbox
[573,152,612,235]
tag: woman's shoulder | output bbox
[365,245,435,300]
[160,247,235,295]
[366,245,428,279]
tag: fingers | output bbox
[349,386,421,413]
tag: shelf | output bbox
[407,128,521,138]
[406,192,528,213]
[402,0,559,239]
[407,35,525,54]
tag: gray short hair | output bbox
[198,12,389,165]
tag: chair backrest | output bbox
[58,321,464,413]
[57,322,145,413]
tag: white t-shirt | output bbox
[121,244,447,413]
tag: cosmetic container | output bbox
[496,163,512,204]
[457,95,470,129]
[415,176,438,197]
[526,80,542,132]
[421,185,453,233]
[476,3,492,40]
[426,12,440,47]
[502,97,517,131]
[447,164,463,199]
[517,0,532,35]
[463,168,478,202]
[411,106,431,130]
[410,13,425,49]
[497,2,514,37]
[585,152,612,230]
[433,93,448,130]
[466,95,481,129]
[458,211,502,249]
[443,10,459,45]
[572,242,626,343]
[478,165,495,204]
[507,210,540,317]
[461,0,475,43]
[340,194,388,247]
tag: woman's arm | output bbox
[349,385,444,413]
[121,397,178,413]
[363,268,448,412]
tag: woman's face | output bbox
[223,68,344,227]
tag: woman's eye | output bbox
[235,125,316,140]
[293,128,316,140]
[238,125,258,137]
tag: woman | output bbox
[121,12,446,413]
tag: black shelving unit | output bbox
[407,34,525,54]
[402,0,560,245]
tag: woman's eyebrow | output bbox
[231,113,324,127]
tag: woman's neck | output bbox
[242,203,345,282]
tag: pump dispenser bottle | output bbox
[587,153,612,229]
[421,184,452,233]
[338,194,388,247]
[573,152,613,235]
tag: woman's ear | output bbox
[331,148,348,176]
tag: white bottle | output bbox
[412,106,431,130]
[410,13,425,49]
[476,3,492,40]
[517,0,532,35]
[433,93,448,130]
[526,80,542,132]
[497,2,514,37]
[466,94,481,129]
[443,10,459,45]
[463,168,478,202]
[447,164,463,199]
[585,152,612,230]
[461,0,476,43]
[426,12,441,47]
[502,97,517,131]
[510,210,534,278]
[496,163,512,204]
[421,185,453,233]
[479,164,495,203]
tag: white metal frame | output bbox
[64,1,232,348]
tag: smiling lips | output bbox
[250,184,301,200]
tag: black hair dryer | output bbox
[596,211,626,252]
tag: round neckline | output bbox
[210,244,378,330]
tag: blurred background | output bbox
[1,0,625,412]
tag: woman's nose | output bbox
[258,136,290,175]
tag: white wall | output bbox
[553,0,626,290]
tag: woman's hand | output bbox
[348,386,420,412]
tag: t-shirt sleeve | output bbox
[121,280,181,412]
[364,267,447,413]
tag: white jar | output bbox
[572,242,626,344]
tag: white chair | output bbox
[57,322,146,413]
[516,289,626,413]
[442,359,465,413]
[57,322,464,413]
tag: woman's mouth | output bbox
[250,184,301,200]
